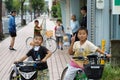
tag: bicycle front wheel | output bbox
[43,38,57,53]
[9,70,20,80]
[26,37,33,49]
[61,67,68,80]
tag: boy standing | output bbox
[8,10,17,50]
[55,19,64,50]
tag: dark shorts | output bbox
[56,36,63,43]
[9,32,17,37]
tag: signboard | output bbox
[96,0,104,9]
[115,0,120,5]
[112,0,120,14]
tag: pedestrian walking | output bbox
[8,10,17,50]
[54,19,64,50]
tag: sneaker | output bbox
[61,47,63,50]
[9,47,16,51]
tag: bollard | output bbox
[101,39,106,52]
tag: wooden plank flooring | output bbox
[0,17,71,80]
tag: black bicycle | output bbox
[61,54,107,80]
[9,61,49,80]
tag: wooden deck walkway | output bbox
[0,17,71,80]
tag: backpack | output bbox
[54,25,64,31]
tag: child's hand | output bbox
[30,41,35,46]
[106,54,111,58]
[14,60,20,64]
[71,34,76,43]
[104,52,111,58]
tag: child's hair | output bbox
[11,10,16,14]
[34,20,39,23]
[56,19,62,23]
[34,34,43,41]
[78,27,88,35]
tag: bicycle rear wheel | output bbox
[61,67,68,80]
[43,38,57,53]
[26,37,33,49]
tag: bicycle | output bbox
[26,29,57,53]
[61,54,107,80]
[9,61,49,80]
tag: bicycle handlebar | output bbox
[14,61,42,66]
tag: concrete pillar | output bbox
[87,0,96,43]
[70,0,80,21]
[60,0,71,33]
[95,0,110,51]
[60,0,66,30]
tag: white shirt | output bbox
[73,40,98,57]
[34,46,40,51]
[70,20,79,33]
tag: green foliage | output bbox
[4,0,21,13]
[56,2,61,18]
[12,0,20,13]
[31,0,45,11]
[51,5,58,18]
[101,63,120,80]
[4,0,13,13]
[51,2,61,18]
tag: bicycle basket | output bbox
[45,30,53,38]
[19,66,36,72]
[84,64,104,79]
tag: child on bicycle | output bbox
[34,20,42,37]
[64,28,111,80]
[14,35,52,79]
[55,19,64,50]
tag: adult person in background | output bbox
[70,14,80,41]
[80,6,87,28]
[8,10,17,50]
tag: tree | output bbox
[51,5,58,18]
[51,1,61,18]
[4,0,13,13]
[18,0,26,25]
[0,0,4,40]
[30,0,45,19]
[12,0,20,13]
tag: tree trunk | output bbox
[0,0,4,40]
[34,9,36,19]
[21,2,24,25]
[21,0,25,26]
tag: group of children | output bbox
[14,19,111,80]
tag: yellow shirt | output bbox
[72,40,98,66]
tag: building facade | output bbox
[60,0,120,52]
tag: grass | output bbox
[101,63,120,80]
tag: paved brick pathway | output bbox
[0,16,71,80]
